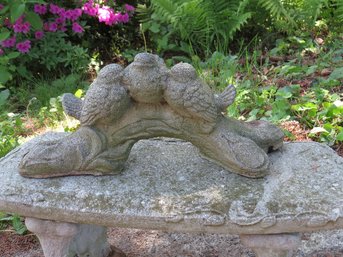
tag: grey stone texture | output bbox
[18,53,284,179]
[0,133,342,235]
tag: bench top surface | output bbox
[0,132,342,234]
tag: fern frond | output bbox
[150,0,181,22]
[136,4,153,23]
[259,0,295,26]
[149,0,253,57]
[227,13,252,39]
[333,0,343,21]
[301,0,328,25]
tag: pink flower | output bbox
[98,6,113,22]
[56,17,66,24]
[22,22,31,33]
[43,22,50,31]
[1,36,16,48]
[50,4,60,14]
[13,23,22,33]
[49,22,58,32]
[58,7,66,16]
[124,4,135,12]
[59,25,67,32]
[64,9,82,21]
[0,4,4,11]
[13,16,30,34]
[119,13,130,23]
[98,6,118,26]
[16,40,31,53]
[72,22,84,33]
[0,48,4,56]
[35,31,44,40]
[71,8,83,21]
[65,10,74,20]
[83,1,98,17]
[34,4,47,15]
[4,18,12,28]
[14,16,24,25]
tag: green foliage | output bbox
[335,0,343,20]
[0,0,45,87]
[196,35,343,145]
[0,89,10,107]
[193,52,238,90]
[16,32,90,82]
[0,74,87,158]
[140,0,252,58]
[258,0,293,23]
[0,112,23,158]
[139,0,343,59]
[0,51,20,86]
[0,213,27,235]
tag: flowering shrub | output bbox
[0,0,135,86]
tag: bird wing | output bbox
[183,81,218,123]
[80,85,110,126]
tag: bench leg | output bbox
[240,233,301,257]
[25,217,126,257]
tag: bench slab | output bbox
[0,132,342,235]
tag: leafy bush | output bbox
[0,112,23,158]
[18,32,89,77]
[0,0,136,87]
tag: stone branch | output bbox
[20,102,283,178]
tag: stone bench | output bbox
[0,132,342,257]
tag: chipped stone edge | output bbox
[1,199,343,235]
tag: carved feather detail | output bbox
[62,93,83,120]
[215,84,236,112]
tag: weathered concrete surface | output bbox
[0,132,342,235]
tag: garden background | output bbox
[0,0,342,253]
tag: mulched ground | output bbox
[0,231,43,257]
[1,228,343,257]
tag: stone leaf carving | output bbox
[19,53,284,178]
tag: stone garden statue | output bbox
[19,53,284,179]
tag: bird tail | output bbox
[216,84,236,112]
[62,93,83,120]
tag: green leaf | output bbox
[149,22,160,33]
[310,127,328,134]
[306,65,317,75]
[0,66,11,84]
[12,215,27,235]
[0,5,9,15]
[0,89,10,107]
[337,130,343,141]
[7,52,20,59]
[74,89,83,98]
[0,30,11,41]
[0,213,12,221]
[26,11,43,30]
[10,3,26,23]
[329,67,343,80]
